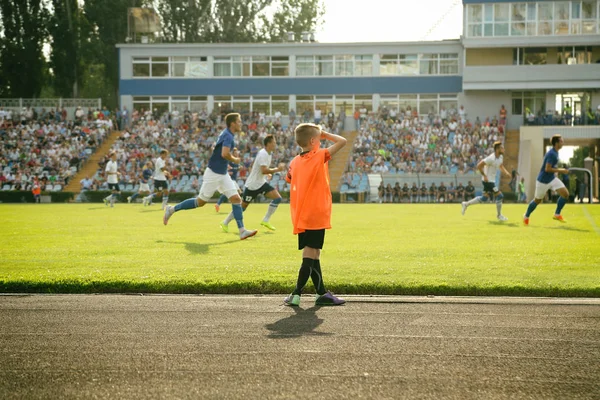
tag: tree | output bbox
[156,0,324,43]
[48,0,84,98]
[262,0,325,43]
[569,146,590,168]
[83,0,150,108]
[0,0,49,98]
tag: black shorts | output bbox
[154,180,169,191]
[298,229,325,250]
[242,183,275,203]
[108,183,120,191]
[483,182,499,195]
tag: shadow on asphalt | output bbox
[265,306,333,339]
[156,239,240,254]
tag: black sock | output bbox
[292,258,314,295]
[311,259,327,295]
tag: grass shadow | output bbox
[156,239,240,255]
[139,209,163,213]
[548,225,591,233]
[487,221,520,228]
[265,306,332,339]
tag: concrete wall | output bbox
[519,127,545,201]
[465,48,513,66]
[463,64,600,90]
[459,90,512,124]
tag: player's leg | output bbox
[161,188,169,209]
[163,173,212,225]
[495,190,507,221]
[462,184,490,215]
[215,193,228,213]
[524,181,547,225]
[261,186,281,230]
[220,175,256,239]
[221,199,250,232]
[553,180,569,222]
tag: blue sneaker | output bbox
[315,291,345,306]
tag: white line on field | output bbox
[582,205,600,235]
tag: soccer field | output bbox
[1,203,599,296]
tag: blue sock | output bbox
[555,196,567,215]
[217,194,227,206]
[232,203,244,229]
[525,200,538,217]
[174,197,197,212]
[130,193,139,200]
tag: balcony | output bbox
[463,64,600,90]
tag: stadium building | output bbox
[117,0,600,200]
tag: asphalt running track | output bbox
[1,294,599,399]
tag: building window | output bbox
[354,55,373,76]
[133,58,150,77]
[271,56,289,76]
[466,1,599,38]
[335,55,354,76]
[296,56,315,76]
[316,56,334,76]
[252,56,270,77]
[419,54,438,75]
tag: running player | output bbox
[162,113,257,240]
[128,162,153,204]
[103,152,120,207]
[143,150,171,209]
[523,134,569,225]
[220,135,285,232]
[461,141,511,221]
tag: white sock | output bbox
[223,212,235,225]
[466,197,482,206]
[262,204,278,222]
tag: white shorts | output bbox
[139,183,150,192]
[198,168,238,202]
[534,177,566,199]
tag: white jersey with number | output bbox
[105,160,118,184]
[245,148,272,191]
[482,153,503,182]
[154,157,166,180]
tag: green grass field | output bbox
[1,202,599,296]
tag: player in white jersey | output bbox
[103,152,121,207]
[220,135,286,232]
[142,149,171,209]
[461,141,511,221]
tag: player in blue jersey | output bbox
[214,150,241,213]
[127,162,154,204]
[162,113,257,240]
[523,134,569,225]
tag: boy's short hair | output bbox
[225,113,241,128]
[263,134,275,146]
[294,123,320,147]
[160,149,168,155]
[493,141,502,151]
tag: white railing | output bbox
[0,98,101,109]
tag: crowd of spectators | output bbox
[377,180,477,204]
[349,104,505,176]
[0,106,113,192]
[94,108,306,193]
